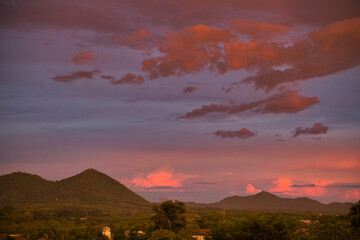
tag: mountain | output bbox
[187,191,354,214]
[0,172,55,204]
[0,169,149,208]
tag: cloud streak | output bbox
[51,70,99,83]
[179,91,319,119]
[111,73,144,85]
[182,86,197,94]
[292,122,329,138]
[213,128,256,140]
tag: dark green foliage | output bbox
[152,200,186,233]
[211,214,295,240]
[149,229,176,240]
[1,197,359,239]
[349,200,360,234]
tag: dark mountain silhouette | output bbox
[0,170,355,213]
[187,191,354,214]
[0,169,149,208]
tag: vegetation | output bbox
[1,201,359,240]
[349,200,360,234]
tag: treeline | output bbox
[0,201,359,240]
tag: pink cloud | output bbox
[131,168,193,191]
[270,178,330,197]
[72,50,94,64]
[246,184,261,194]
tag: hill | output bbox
[0,169,149,208]
[187,191,354,214]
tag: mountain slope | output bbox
[55,169,148,206]
[0,169,149,208]
[0,172,56,205]
[188,191,354,214]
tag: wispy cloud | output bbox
[292,122,329,138]
[52,70,99,83]
[179,91,319,119]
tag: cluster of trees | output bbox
[0,200,359,240]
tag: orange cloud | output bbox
[244,17,360,90]
[72,50,94,64]
[230,19,289,40]
[179,90,319,119]
[141,24,235,78]
[292,122,329,137]
[213,128,256,140]
[224,40,280,70]
[111,73,144,85]
[246,184,261,194]
[134,17,360,92]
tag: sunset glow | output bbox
[0,0,359,204]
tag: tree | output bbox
[152,200,187,233]
[349,200,360,234]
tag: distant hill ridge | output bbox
[0,169,355,213]
[187,191,354,214]
[0,168,149,207]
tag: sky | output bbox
[0,0,360,203]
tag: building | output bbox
[102,226,111,239]
[192,229,211,240]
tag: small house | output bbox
[102,226,111,239]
